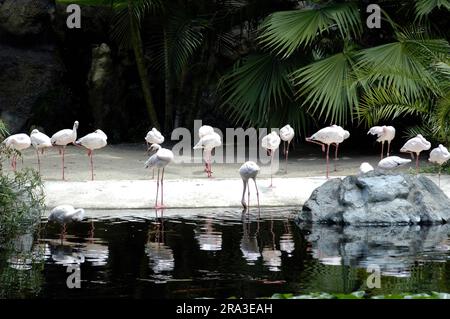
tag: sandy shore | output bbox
[2,143,448,209]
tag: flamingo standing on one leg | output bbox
[429,144,450,186]
[193,131,222,178]
[279,124,295,173]
[261,131,281,187]
[196,125,215,174]
[30,129,52,173]
[368,125,396,159]
[145,127,165,179]
[145,144,174,209]
[48,205,85,243]
[239,161,261,213]
[377,156,411,171]
[2,133,31,171]
[331,125,350,172]
[306,126,345,179]
[400,134,431,172]
[51,121,79,180]
[75,129,108,181]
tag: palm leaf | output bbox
[291,50,358,125]
[414,0,450,18]
[258,2,362,58]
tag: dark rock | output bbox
[299,171,450,225]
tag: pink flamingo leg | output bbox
[269,150,274,188]
[155,169,160,208]
[160,168,165,207]
[381,141,384,160]
[334,143,339,172]
[253,178,260,217]
[326,144,330,179]
[36,149,41,173]
[416,152,420,172]
[387,141,391,157]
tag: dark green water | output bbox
[2,209,450,299]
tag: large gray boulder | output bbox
[299,171,450,225]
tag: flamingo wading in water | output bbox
[51,121,79,180]
[239,161,261,213]
[48,205,85,242]
[400,134,431,172]
[30,129,52,173]
[75,129,108,181]
[429,144,450,186]
[145,144,174,209]
[2,133,31,171]
[280,124,294,173]
[306,126,345,179]
[194,128,221,178]
[261,131,281,187]
[368,125,396,159]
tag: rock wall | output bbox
[299,171,450,225]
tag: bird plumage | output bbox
[378,156,411,169]
[261,131,281,150]
[359,162,374,174]
[3,133,31,151]
[400,134,431,154]
[280,125,295,142]
[239,161,260,181]
[309,126,345,145]
[198,125,214,139]
[76,129,108,150]
[30,129,52,149]
[429,144,450,165]
[193,132,222,150]
[48,205,85,224]
[145,144,174,169]
[51,121,79,146]
[368,125,395,143]
[145,128,164,145]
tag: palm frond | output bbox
[258,2,362,58]
[414,0,450,18]
[219,53,307,129]
[291,51,358,125]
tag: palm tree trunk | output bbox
[128,0,160,129]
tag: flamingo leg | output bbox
[247,179,251,211]
[253,178,260,217]
[416,152,420,172]
[155,169,160,208]
[61,146,66,181]
[241,180,247,210]
[306,138,326,152]
[36,149,41,173]
[269,151,274,187]
[89,150,94,181]
[326,144,330,179]
[334,143,339,172]
[161,168,165,207]
[387,141,391,157]
[381,141,384,160]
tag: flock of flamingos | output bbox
[2,121,450,237]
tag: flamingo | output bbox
[193,131,222,178]
[145,144,174,209]
[48,205,85,242]
[306,126,345,179]
[51,121,79,180]
[196,125,216,174]
[75,129,108,181]
[261,131,281,187]
[279,124,295,173]
[400,134,431,172]
[145,128,164,179]
[30,129,52,173]
[368,125,396,159]
[359,162,374,174]
[377,156,411,170]
[331,125,350,171]
[239,161,260,213]
[2,133,31,171]
[429,144,450,186]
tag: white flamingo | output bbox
[51,121,79,180]
[377,156,411,170]
[75,129,108,181]
[261,131,281,187]
[30,129,52,173]
[239,161,260,212]
[199,125,214,138]
[368,125,396,159]
[331,125,350,171]
[2,133,31,171]
[429,144,450,186]
[145,144,174,209]
[400,134,431,172]
[359,162,374,174]
[306,126,345,179]
[280,124,295,173]
[145,128,164,179]
[48,205,85,241]
[193,131,222,178]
